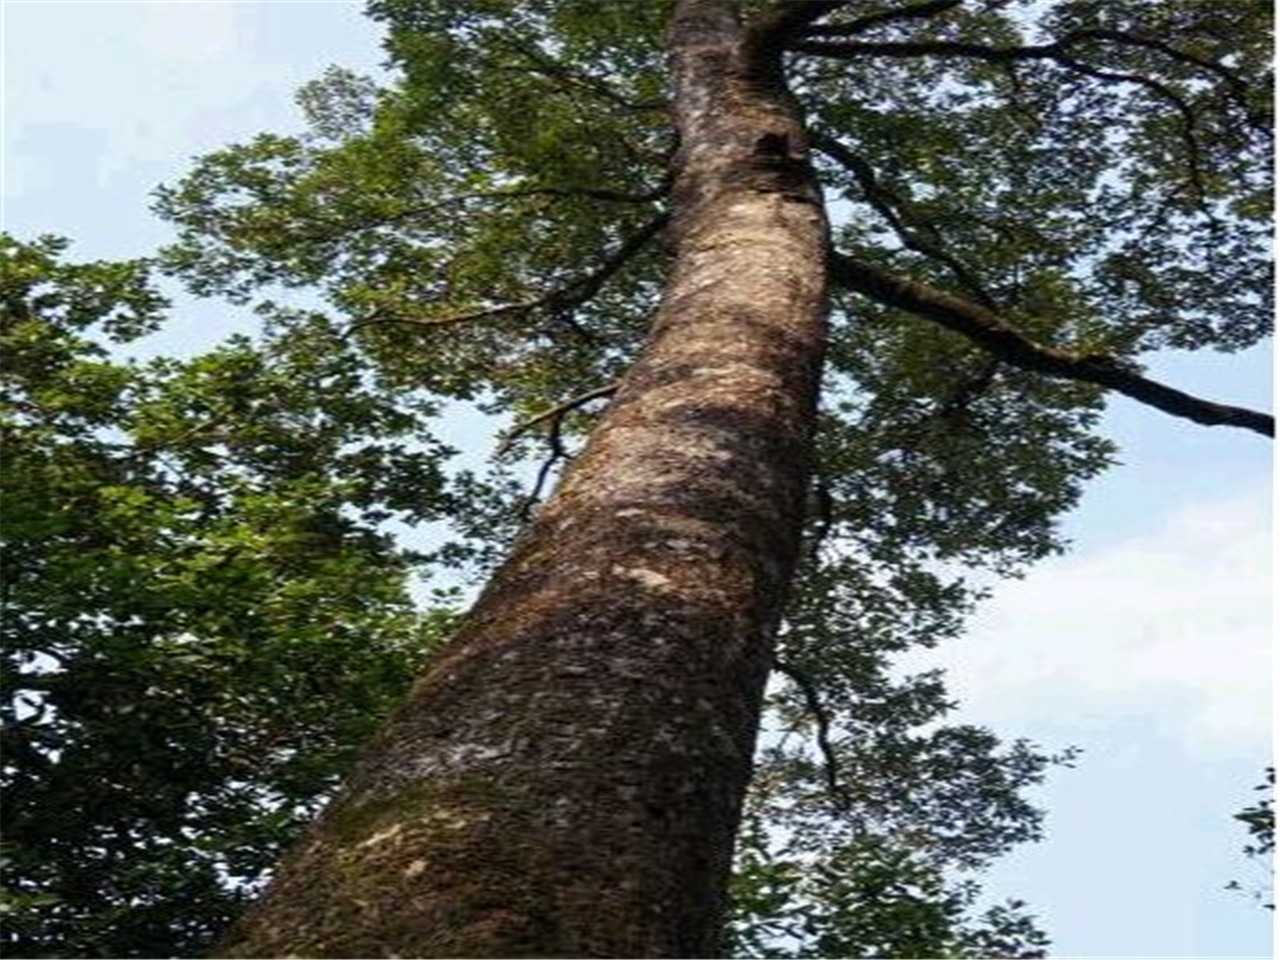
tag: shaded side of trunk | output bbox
[217,2,829,957]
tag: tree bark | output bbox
[217,2,829,956]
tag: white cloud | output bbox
[928,483,1272,758]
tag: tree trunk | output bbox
[217,2,829,956]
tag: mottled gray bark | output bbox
[217,2,830,956]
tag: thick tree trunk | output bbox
[217,2,829,957]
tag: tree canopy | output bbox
[2,1,1271,957]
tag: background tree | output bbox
[0,234,481,957]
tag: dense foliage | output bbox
[0,236,474,956]
[2,0,1271,956]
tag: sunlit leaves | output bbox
[155,1,672,421]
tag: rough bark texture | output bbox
[216,2,829,956]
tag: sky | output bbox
[1,2,1273,957]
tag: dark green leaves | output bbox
[1,236,464,957]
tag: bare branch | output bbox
[514,413,573,522]
[831,251,1275,437]
[516,443,569,522]
[773,658,851,813]
[346,213,669,339]
[813,133,998,307]
[496,383,619,456]
[800,0,964,37]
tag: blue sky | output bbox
[2,2,1272,957]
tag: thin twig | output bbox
[345,213,669,339]
[516,421,570,522]
[774,658,852,813]
[496,383,619,456]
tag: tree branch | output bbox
[831,251,1275,437]
[802,476,836,562]
[800,0,964,37]
[744,0,851,58]
[1049,54,1209,201]
[550,213,671,314]
[1041,29,1266,130]
[346,213,669,338]
[790,27,1249,179]
[514,413,573,522]
[773,658,851,813]
[789,36,1056,61]
[788,26,1260,123]
[812,132,998,308]
[325,183,668,239]
[496,383,619,456]
[498,37,669,113]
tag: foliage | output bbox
[1227,767,1274,911]
[807,0,1272,357]
[726,827,1051,959]
[0,234,473,957]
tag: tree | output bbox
[56,0,1280,956]
[725,820,1053,958]
[0,234,477,956]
